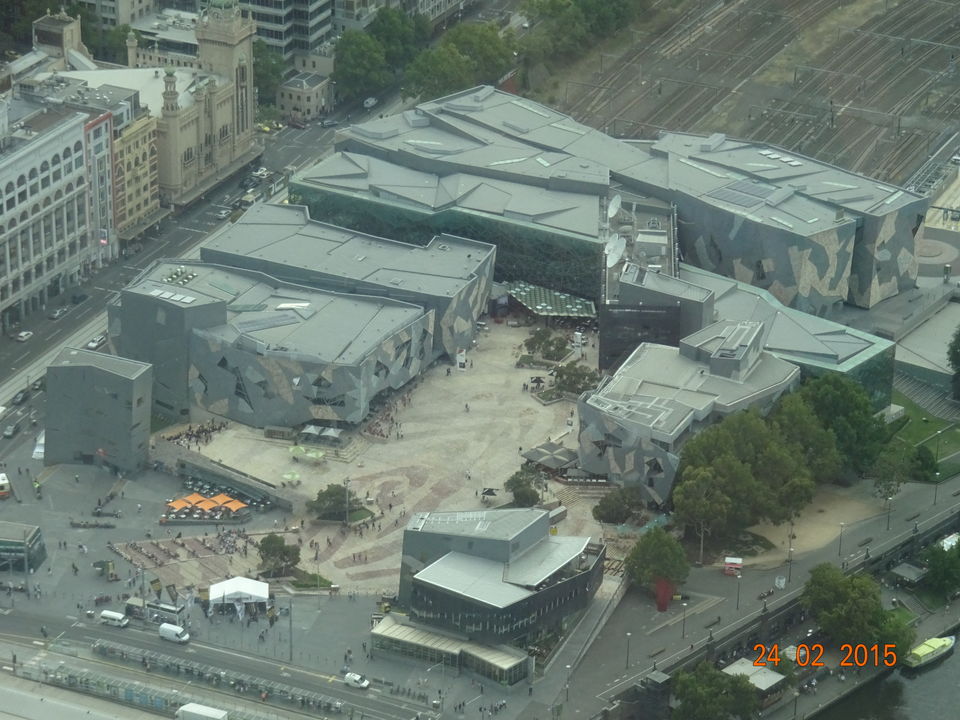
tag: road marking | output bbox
[181,227,206,233]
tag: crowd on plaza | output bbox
[165,420,230,450]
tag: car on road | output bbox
[31,377,45,392]
[86,333,108,351]
[288,119,306,129]
[343,672,370,689]
[15,331,33,342]
[48,307,69,320]
[71,293,89,305]
[11,390,29,405]
[257,123,272,133]
[3,419,22,438]
[215,209,232,220]
[240,176,260,190]
[321,119,339,128]
[363,97,378,110]
[252,167,269,179]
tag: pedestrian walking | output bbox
[464,403,470,413]
[137,503,142,513]
[40,625,47,638]
[74,474,79,483]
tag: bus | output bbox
[239,191,261,210]
[0,472,10,500]
[125,597,186,624]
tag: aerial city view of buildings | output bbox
[2,0,960,719]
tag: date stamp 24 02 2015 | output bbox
[753,643,898,668]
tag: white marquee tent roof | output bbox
[209,577,269,604]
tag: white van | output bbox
[99,610,129,627]
[158,622,190,643]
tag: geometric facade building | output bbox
[108,260,436,426]
[578,321,800,501]
[398,509,605,647]
[291,86,926,316]
[199,203,496,361]
[45,347,153,472]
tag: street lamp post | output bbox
[935,429,944,465]
[787,546,795,584]
[681,602,688,639]
[625,632,631,670]
[934,471,941,506]
[793,690,800,719]
[565,664,571,701]
[838,522,845,557]
[736,572,742,611]
[886,497,893,532]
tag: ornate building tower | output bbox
[195,0,255,144]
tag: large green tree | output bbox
[673,661,758,720]
[799,374,885,475]
[258,533,301,575]
[770,393,842,484]
[442,23,514,86]
[307,484,363,521]
[869,443,915,500]
[253,39,285,106]
[923,543,960,599]
[592,487,644,524]
[366,7,428,71]
[505,466,541,507]
[672,466,731,565]
[625,526,689,589]
[404,44,476,100]
[801,563,913,653]
[333,30,391,102]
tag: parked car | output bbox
[288,119,306,129]
[48,307,69,320]
[257,123,272,133]
[15,331,33,342]
[3,421,21,439]
[363,97,378,110]
[71,293,89,305]
[240,176,260,190]
[86,334,107,351]
[344,672,370,689]
[215,209,232,220]
[11,390,29,405]
[252,167,269,179]
[321,119,339,128]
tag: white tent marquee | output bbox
[209,577,269,604]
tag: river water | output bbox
[817,649,958,720]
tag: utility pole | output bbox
[344,476,351,525]
[288,596,294,662]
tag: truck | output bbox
[175,704,229,720]
[239,191,262,210]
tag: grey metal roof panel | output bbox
[414,552,533,608]
[406,508,548,542]
[504,536,590,587]
[51,347,151,379]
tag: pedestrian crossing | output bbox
[894,373,960,421]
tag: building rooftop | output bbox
[281,71,327,90]
[20,73,140,116]
[0,98,86,160]
[131,9,201,49]
[721,657,785,692]
[0,520,40,541]
[406,508,547,543]
[125,260,424,365]
[301,85,920,242]
[200,203,495,299]
[586,325,799,438]
[415,552,534,608]
[51,347,151,379]
[33,67,225,118]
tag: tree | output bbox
[404,44,476,101]
[505,466,541,507]
[253,39,285,106]
[914,444,938,483]
[367,7,427,71]
[442,23,514,85]
[625,526,689,589]
[800,374,885,475]
[801,564,885,645]
[923,543,960,599]
[870,443,914,500]
[307,484,363,521]
[672,466,731,565]
[592,487,643,524]
[553,362,600,395]
[770,393,842,484]
[948,324,960,398]
[333,30,391,102]
[524,327,553,355]
[673,662,758,720]
[258,533,301,575]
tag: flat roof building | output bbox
[200,203,495,360]
[292,86,926,315]
[0,521,47,573]
[45,348,153,472]
[109,259,433,427]
[399,509,604,653]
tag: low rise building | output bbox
[45,347,153,472]
[278,72,331,121]
[398,509,605,652]
[0,521,47,573]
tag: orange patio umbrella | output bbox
[225,499,248,512]
[210,493,234,506]
[184,492,206,505]
[196,498,219,511]
[167,499,191,510]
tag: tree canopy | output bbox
[673,661,758,720]
[442,23,514,86]
[404,44,476,100]
[769,393,842,484]
[672,466,731,565]
[801,563,914,653]
[253,39,285,107]
[799,373,885,475]
[367,7,429,70]
[923,542,960,599]
[333,30,391,102]
[258,533,301,575]
[505,466,541,508]
[307,484,363,521]
[592,487,644,524]
[625,526,688,588]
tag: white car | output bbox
[344,672,370,689]
[252,167,269,179]
[15,331,33,342]
[215,209,232,220]
[86,333,108,350]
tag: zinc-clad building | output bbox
[45,348,153,472]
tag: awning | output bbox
[196,498,219,511]
[209,576,269,604]
[225,499,248,512]
[506,282,596,318]
[168,499,192,510]
[184,492,207,505]
[210,493,234,506]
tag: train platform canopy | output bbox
[506,282,596,318]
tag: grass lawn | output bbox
[348,507,374,523]
[891,391,960,468]
[888,606,918,627]
[290,567,333,589]
[912,585,949,611]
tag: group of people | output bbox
[165,420,229,450]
